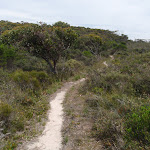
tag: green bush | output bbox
[57,59,83,80]
[0,44,16,68]
[80,50,150,149]
[14,55,48,71]
[11,117,25,131]
[13,70,30,84]
[30,70,50,84]
[12,70,51,92]
[132,73,150,96]
[66,59,83,71]
[82,51,93,57]
[125,106,150,146]
[85,95,124,149]
[13,70,40,91]
[0,102,12,121]
[0,69,9,85]
[86,70,132,95]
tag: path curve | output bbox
[21,78,85,150]
[103,61,108,67]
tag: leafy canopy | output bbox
[1,24,78,72]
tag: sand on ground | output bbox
[20,78,85,150]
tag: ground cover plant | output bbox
[81,50,150,149]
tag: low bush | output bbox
[12,70,51,93]
[85,94,125,149]
[132,73,150,96]
[81,51,150,149]
[125,106,150,146]
[85,69,133,96]
[30,70,52,86]
[0,102,12,121]
[0,44,16,69]
[57,59,83,80]
[0,69,54,149]
[14,55,48,71]
[12,70,40,92]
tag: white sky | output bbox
[0,0,150,40]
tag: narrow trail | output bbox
[103,55,114,67]
[21,78,85,150]
[103,61,108,67]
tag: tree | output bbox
[74,34,103,55]
[1,24,77,73]
[53,21,70,28]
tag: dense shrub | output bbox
[30,70,50,83]
[0,44,16,69]
[81,51,150,149]
[125,106,150,146]
[0,69,9,84]
[0,68,53,149]
[66,59,83,71]
[82,50,93,57]
[132,72,150,96]
[84,94,125,149]
[12,70,52,93]
[13,70,40,91]
[14,55,48,71]
[57,59,83,80]
[0,102,12,121]
[86,69,134,95]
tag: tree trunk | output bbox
[53,60,56,73]
[46,59,56,74]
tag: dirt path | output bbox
[20,78,85,150]
[103,55,114,67]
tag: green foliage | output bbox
[1,24,78,73]
[53,21,70,28]
[0,44,16,68]
[0,20,22,34]
[0,102,12,120]
[11,117,25,131]
[82,51,93,57]
[57,59,83,80]
[71,26,128,43]
[0,68,61,149]
[132,74,150,96]
[81,50,150,149]
[86,69,134,96]
[3,141,17,150]
[14,55,48,71]
[0,68,9,83]
[74,34,103,55]
[66,59,83,70]
[73,75,81,81]
[125,106,150,146]
[63,136,69,145]
[30,70,49,82]
[13,70,40,91]
[12,70,51,92]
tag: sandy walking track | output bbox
[21,78,85,150]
